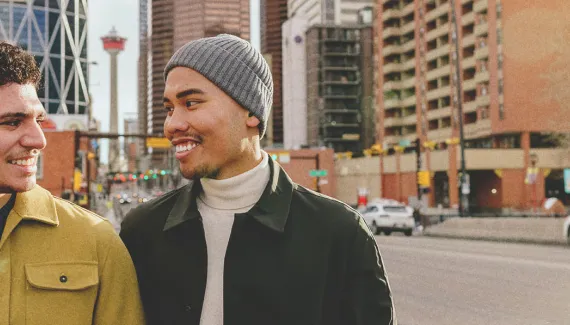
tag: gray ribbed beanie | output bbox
[164,34,273,138]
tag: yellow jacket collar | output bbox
[11,185,59,226]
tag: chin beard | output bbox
[181,165,220,181]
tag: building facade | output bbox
[0,0,89,116]
[147,0,250,166]
[260,0,288,146]
[306,24,375,153]
[288,0,374,26]
[376,0,570,211]
[138,0,149,157]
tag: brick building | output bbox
[376,0,570,211]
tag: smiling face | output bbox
[0,83,47,193]
[163,67,262,180]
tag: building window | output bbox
[498,78,503,94]
[497,29,502,44]
[498,53,503,69]
[496,3,502,20]
[499,104,505,120]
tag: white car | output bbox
[362,203,415,236]
[563,216,570,245]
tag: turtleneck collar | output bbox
[199,151,270,210]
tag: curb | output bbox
[423,232,569,247]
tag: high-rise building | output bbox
[260,0,288,146]
[288,0,374,26]
[376,0,570,210]
[0,0,89,116]
[305,24,375,153]
[148,0,250,166]
[138,0,149,157]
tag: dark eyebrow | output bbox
[163,88,205,104]
[0,110,46,120]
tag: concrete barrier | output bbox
[424,217,568,245]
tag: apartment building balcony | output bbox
[384,98,402,109]
[427,65,451,80]
[322,65,359,71]
[474,0,488,13]
[427,43,451,61]
[474,70,489,83]
[474,22,488,37]
[382,9,400,21]
[426,2,450,21]
[463,34,475,47]
[383,27,402,38]
[463,78,477,90]
[322,122,360,128]
[463,55,476,68]
[462,11,475,25]
[463,100,477,113]
[323,93,359,99]
[401,20,415,34]
[476,93,490,107]
[475,46,489,59]
[401,77,416,89]
[323,49,360,56]
[428,127,452,142]
[402,1,415,16]
[383,80,404,90]
[402,95,417,106]
[427,86,452,101]
[402,57,416,70]
[382,44,404,56]
[383,62,403,74]
[402,113,417,125]
[426,23,450,41]
[324,134,361,142]
[427,106,451,120]
[323,109,360,114]
[384,116,401,127]
[401,39,416,52]
[323,79,360,86]
[464,119,491,139]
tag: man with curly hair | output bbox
[0,42,145,324]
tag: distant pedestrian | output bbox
[121,34,395,325]
[0,42,145,325]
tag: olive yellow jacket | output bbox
[0,185,145,325]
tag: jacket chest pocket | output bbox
[24,261,99,325]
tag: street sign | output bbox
[146,137,171,148]
[309,169,328,177]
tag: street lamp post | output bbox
[450,0,468,217]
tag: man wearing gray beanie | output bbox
[121,34,395,325]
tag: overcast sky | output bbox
[88,0,260,162]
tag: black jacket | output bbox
[120,158,395,325]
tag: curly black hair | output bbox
[0,41,41,88]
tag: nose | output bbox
[164,106,189,137]
[20,120,47,151]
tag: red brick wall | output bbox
[266,149,336,198]
[382,172,417,204]
[37,131,76,196]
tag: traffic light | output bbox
[417,171,431,187]
[160,170,166,175]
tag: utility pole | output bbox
[450,0,468,217]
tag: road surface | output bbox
[376,236,570,325]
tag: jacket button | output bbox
[184,305,192,312]
[59,275,68,283]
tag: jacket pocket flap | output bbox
[25,261,99,291]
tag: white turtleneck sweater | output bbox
[197,152,270,325]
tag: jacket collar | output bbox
[0,186,59,248]
[163,157,294,233]
[10,185,59,226]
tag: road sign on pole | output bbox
[146,137,171,148]
[309,169,328,177]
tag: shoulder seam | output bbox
[294,185,361,216]
[52,196,106,221]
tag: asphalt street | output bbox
[376,236,570,325]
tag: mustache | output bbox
[8,149,41,160]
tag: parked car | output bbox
[362,202,415,236]
[563,215,570,245]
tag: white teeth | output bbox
[175,143,198,153]
[10,158,35,166]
